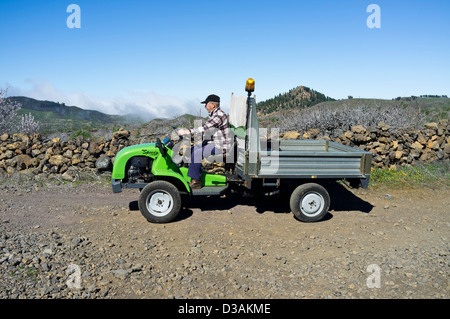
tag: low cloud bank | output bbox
[6,79,202,121]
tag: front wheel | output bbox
[290,183,330,222]
[138,181,181,223]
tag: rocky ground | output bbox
[0,180,448,300]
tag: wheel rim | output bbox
[300,192,325,217]
[146,190,173,217]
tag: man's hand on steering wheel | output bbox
[177,128,190,136]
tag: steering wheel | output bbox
[156,137,166,156]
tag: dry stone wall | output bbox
[281,119,449,168]
[0,128,132,181]
[0,120,449,181]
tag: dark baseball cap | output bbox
[201,94,220,104]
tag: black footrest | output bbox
[191,185,228,196]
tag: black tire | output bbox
[290,183,330,222]
[138,181,181,223]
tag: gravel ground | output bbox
[0,180,448,299]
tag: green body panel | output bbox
[111,143,157,179]
[150,148,190,192]
[112,143,226,192]
[179,167,227,186]
[202,170,227,186]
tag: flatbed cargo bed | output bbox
[238,139,372,188]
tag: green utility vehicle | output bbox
[111,79,372,223]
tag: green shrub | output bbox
[70,129,92,139]
[370,161,450,188]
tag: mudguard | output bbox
[111,143,158,180]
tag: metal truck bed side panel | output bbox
[258,153,366,177]
[255,140,372,179]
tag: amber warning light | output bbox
[245,78,255,93]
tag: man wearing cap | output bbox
[178,94,232,189]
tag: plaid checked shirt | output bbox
[191,107,232,153]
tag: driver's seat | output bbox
[203,92,246,169]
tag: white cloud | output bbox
[6,79,202,121]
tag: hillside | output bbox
[132,113,204,142]
[7,96,134,134]
[258,96,450,133]
[302,96,450,124]
[257,85,335,115]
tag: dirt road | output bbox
[0,181,448,299]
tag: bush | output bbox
[70,129,92,139]
[370,161,450,188]
[273,101,425,134]
[0,88,21,133]
[18,113,40,135]
[0,87,41,134]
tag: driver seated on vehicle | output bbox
[178,94,232,189]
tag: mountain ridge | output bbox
[5,96,142,133]
[8,96,125,124]
[257,85,335,115]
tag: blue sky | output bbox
[1,0,449,119]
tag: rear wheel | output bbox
[138,181,181,223]
[290,183,330,222]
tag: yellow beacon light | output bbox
[245,78,255,93]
